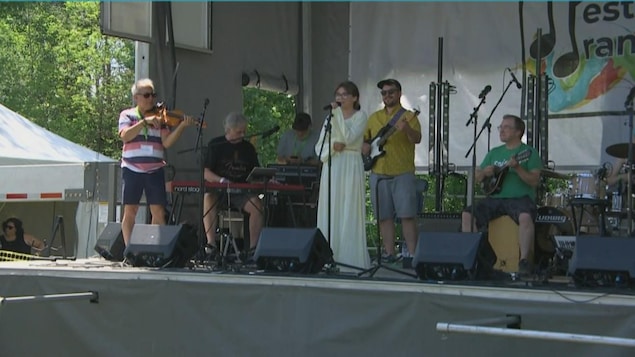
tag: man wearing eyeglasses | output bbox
[118,78,195,249]
[461,114,542,276]
[363,79,422,263]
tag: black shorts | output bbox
[463,196,537,230]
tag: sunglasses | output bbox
[138,92,157,99]
[6,225,15,230]
[380,89,398,96]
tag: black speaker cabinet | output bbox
[412,232,495,280]
[254,227,333,274]
[94,222,125,261]
[569,236,635,286]
[124,224,198,268]
[417,213,462,233]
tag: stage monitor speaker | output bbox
[254,227,333,274]
[124,224,198,268]
[412,232,495,281]
[569,236,635,287]
[94,222,125,261]
[417,213,462,233]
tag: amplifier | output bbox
[268,164,319,187]
[417,212,462,233]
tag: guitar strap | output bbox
[387,108,407,127]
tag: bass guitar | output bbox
[362,109,420,171]
[480,149,532,196]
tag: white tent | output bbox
[0,103,118,258]
[0,103,115,165]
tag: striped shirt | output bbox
[118,107,168,173]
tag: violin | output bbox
[145,103,206,128]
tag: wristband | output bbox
[220,177,227,184]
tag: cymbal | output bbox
[541,169,569,180]
[606,143,635,159]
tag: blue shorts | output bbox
[370,172,417,221]
[122,167,167,206]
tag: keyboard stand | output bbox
[569,197,609,236]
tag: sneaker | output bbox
[245,246,257,265]
[381,253,400,264]
[195,243,218,263]
[518,259,531,276]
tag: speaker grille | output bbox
[569,236,635,287]
[254,228,333,274]
[412,232,494,280]
[94,222,125,261]
[124,224,198,268]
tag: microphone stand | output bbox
[195,99,210,252]
[316,108,334,262]
[626,93,634,236]
[464,96,487,233]
[486,121,492,151]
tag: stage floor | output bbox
[1,257,635,356]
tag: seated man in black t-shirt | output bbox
[202,112,264,259]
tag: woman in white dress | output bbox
[315,81,370,270]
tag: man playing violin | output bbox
[118,78,195,249]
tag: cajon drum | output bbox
[488,216,533,272]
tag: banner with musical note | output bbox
[523,1,633,113]
[350,1,635,169]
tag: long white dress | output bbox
[314,108,370,269]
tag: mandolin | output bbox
[480,149,532,196]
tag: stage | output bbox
[1,257,635,357]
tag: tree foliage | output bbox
[242,87,297,165]
[0,3,472,249]
[0,2,134,159]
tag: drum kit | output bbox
[534,142,635,273]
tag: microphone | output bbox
[625,86,635,107]
[261,125,280,139]
[323,102,342,110]
[507,68,522,89]
[478,85,492,99]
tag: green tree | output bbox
[242,87,297,165]
[0,2,134,159]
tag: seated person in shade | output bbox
[276,112,320,166]
[1,217,45,255]
[202,112,264,261]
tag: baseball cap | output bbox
[292,112,312,131]
[377,79,402,91]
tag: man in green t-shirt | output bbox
[461,114,542,275]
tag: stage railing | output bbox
[0,291,99,307]
[437,315,635,348]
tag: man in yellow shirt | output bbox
[362,79,422,262]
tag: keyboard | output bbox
[169,181,305,194]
